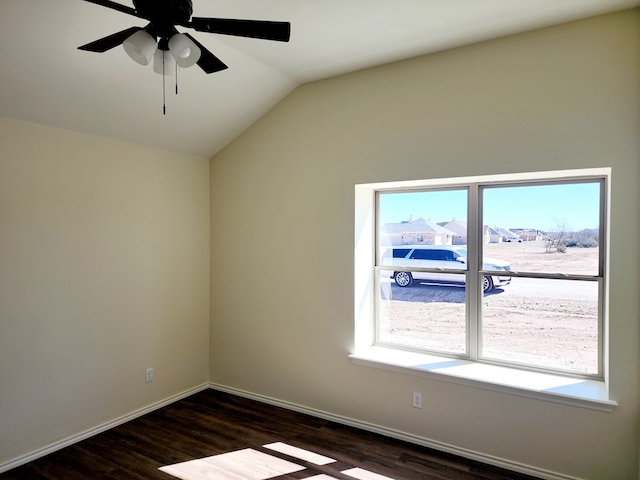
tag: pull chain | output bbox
[160,52,180,114]
[162,52,166,115]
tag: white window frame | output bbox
[351,168,616,412]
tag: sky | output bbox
[378,182,601,232]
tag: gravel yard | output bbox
[378,241,600,374]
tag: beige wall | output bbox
[0,118,210,466]
[210,10,640,480]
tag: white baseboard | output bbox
[208,382,582,480]
[0,383,209,474]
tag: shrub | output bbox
[565,230,599,248]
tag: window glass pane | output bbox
[482,182,600,276]
[411,249,440,260]
[392,248,411,258]
[481,277,598,375]
[378,190,468,261]
[377,270,466,354]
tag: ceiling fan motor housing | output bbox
[134,0,193,26]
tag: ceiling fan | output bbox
[78,0,291,74]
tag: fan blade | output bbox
[183,33,228,74]
[80,0,145,19]
[78,26,142,52]
[189,18,290,42]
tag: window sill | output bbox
[349,346,617,412]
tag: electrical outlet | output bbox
[412,392,422,409]
[145,368,154,383]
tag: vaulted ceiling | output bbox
[1,0,638,158]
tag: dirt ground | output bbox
[378,241,600,375]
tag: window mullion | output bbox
[467,184,479,360]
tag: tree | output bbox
[545,218,570,253]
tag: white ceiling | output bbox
[1,0,638,158]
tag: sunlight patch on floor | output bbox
[263,441,336,465]
[343,467,396,480]
[159,448,304,480]
[159,443,396,480]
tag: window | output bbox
[355,169,608,382]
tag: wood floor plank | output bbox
[0,390,541,480]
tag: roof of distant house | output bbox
[383,218,454,235]
[441,220,467,236]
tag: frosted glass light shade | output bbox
[153,49,177,75]
[123,30,157,66]
[168,33,201,68]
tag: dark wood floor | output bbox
[1,389,540,480]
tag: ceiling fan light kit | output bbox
[153,49,177,75]
[78,0,290,113]
[123,31,200,73]
[123,29,157,66]
[168,33,201,68]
